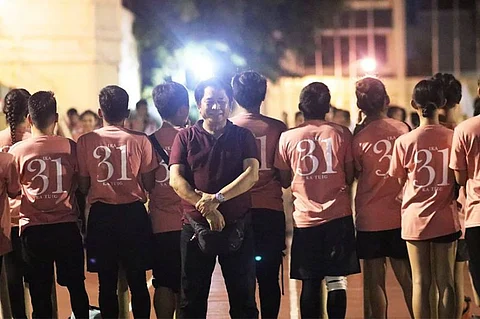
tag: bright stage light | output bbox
[185,45,215,81]
[359,58,377,73]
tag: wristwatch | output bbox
[215,192,226,203]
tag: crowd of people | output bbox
[0,70,478,319]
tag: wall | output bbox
[0,0,140,119]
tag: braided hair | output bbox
[3,89,30,145]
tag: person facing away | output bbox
[274,82,360,319]
[450,77,480,311]
[352,77,413,319]
[230,71,291,319]
[388,78,460,319]
[434,72,468,319]
[149,81,190,318]
[169,77,260,318]
[0,88,31,319]
[9,91,89,319]
[76,85,158,319]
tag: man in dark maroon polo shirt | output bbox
[169,77,260,319]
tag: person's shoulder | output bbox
[326,122,353,137]
[261,114,288,131]
[456,116,480,133]
[7,139,30,155]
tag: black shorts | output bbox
[251,208,286,256]
[152,231,181,292]
[356,228,408,260]
[21,222,85,286]
[290,216,360,280]
[86,201,153,273]
[456,239,469,262]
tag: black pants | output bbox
[86,202,152,319]
[251,209,285,319]
[179,223,258,319]
[98,266,150,319]
[466,227,480,298]
[21,223,89,319]
[4,227,27,319]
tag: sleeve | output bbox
[169,131,189,167]
[388,139,407,179]
[241,129,260,161]
[449,127,467,171]
[343,129,354,163]
[6,155,21,196]
[140,136,159,174]
[274,133,291,171]
[76,136,89,177]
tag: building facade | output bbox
[265,0,479,127]
[0,0,140,124]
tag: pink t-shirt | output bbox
[231,113,287,212]
[389,125,460,240]
[149,123,183,233]
[0,127,31,227]
[353,118,410,231]
[77,126,158,205]
[9,136,79,233]
[450,116,480,229]
[0,153,20,255]
[274,120,353,228]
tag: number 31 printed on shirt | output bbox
[93,145,132,183]
[296,138,337,176]
[26,158,64,196]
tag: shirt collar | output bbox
[194,119,233,136]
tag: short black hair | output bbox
[232,71,267,111]
[136,99,148,109]
[298,82,331,119]
[67,108,78,117]
[194,78,233,105]
[98,85,129,123]
[28,91,57,129]
[152,82,189,120]
[432,73,462,108]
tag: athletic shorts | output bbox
[290,216,360,280]
[86,201,153,273]
[21,222,85,286]
[251,208,286,256]
[456,239,470,262]
[356,228,408,260]
[152,231,181,292]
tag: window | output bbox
[354,10,368,28]
[321,36,335,66]
[374,9,392,27]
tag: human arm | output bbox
[454,170,467,187]
[141,170,156,192]
[170,164,225,231]
[194,158,260,213]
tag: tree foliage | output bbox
[127,0,344,90]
